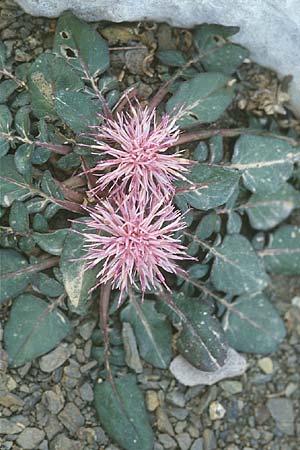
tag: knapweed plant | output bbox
[1,14,300,450]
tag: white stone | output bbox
[258,357,273,374]
[209,401,226,420]
[15,0,300,116]
[170,347,247,386]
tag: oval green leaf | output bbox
[4,293,71,367]
[211,234,269,295]
[94,374,154,450]
[121,300,173,369]
[0,249,31,304]
[166,73,234,128]
[223,293,286,354]
[261,225,300,275]
[231,135,296,194]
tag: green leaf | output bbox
[227,211,242,234]
[0,79,18,103]
[9,201,30,232]
[194,24,249,74]
[0,249,31,304]
[32,272,65,298]
[156,50,187,67]
[223,293,286,354]
[94,374,154,450]
[41,170,64,199]
[195,212,221,239]
[33,229,69,256]
[166,73,234,128]
[242,183,300,230]
[0,155,31,206]
[4,293,71,367]
[159,293,228,371]
[121,300,172,369]
[56,152,81,170]
[0,105,13,157]
[176,165,240,210]
[28,52,84,119]
[54,11,109,77]
[14,143,33,180]
[32,213,49,232]
[54,90,99,133]
[60,220,99,315]
[211,234,269,295]
[261,225,300,275]
[231,135,296,194]
[15,105,31,137]
[0,40,7,68]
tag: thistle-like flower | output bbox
[87,100,191,201]
[80,196,190,302]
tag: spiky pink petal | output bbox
[80,196,191,301]
[87,100,191,201]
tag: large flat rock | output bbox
[15,0,300,115]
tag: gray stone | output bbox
[58,402,85,434]
[219,380,243,395]
[122,322,143,373]
[158,433,177,449]
[0,418,26,434]
[0,391,24,408]
[191,438,204,450]
[156,407,175,436]
[39,344,70,372]
[50,433,82,450]
[79,382,94,402]
[15,0,300,116]
[266,398,295,435]
[170,348,247,386]
[42,389,65,414]
[166,390,186,408]
[176,432,192,450]
[168,406,189,420]
[45,415,64,440]
[39,441,49,450]
[78,319,97,340]
[203,429,217,450]
[16,428,45,450]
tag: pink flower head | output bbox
[81,196,190,302]
[87,99,191,202]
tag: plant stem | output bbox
[176,128,300,146]
[0,131,72,155]
[0,256,60,280]
[99,283,112,373]
[0,68,27,89]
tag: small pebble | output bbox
[79,382,94,402]
[266,398,294,435]
[39,344,70,373]
[166,390,186,408]
[258,357,273,374]
[58,402,85,434]
[0,418,26,434]
[145,390,160,412]
[203,428,217,450]
[16,427,45,449]
[209,401,226,420]
[220,380,243,395]
[176,432,192,450]
[191,438,204,450]
[158,433,177,449]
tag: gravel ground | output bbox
[0,1,300,449]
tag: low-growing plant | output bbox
[1,14,300,450]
